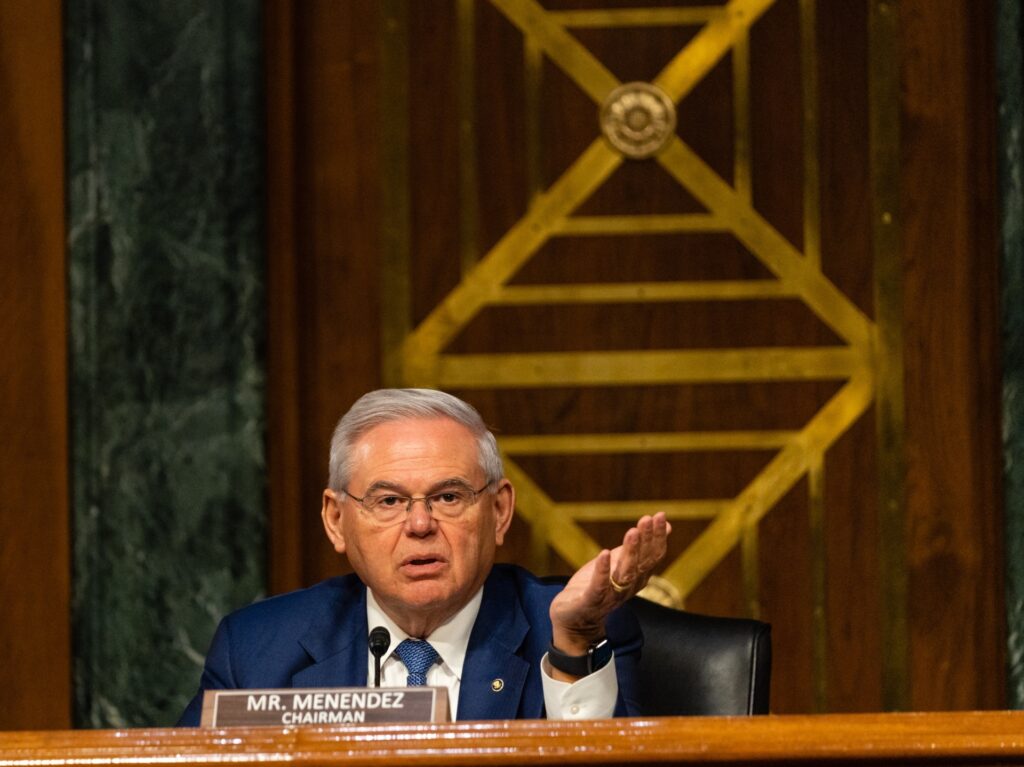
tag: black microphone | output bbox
[368,626,391,688]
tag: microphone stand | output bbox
[368,626,391,688]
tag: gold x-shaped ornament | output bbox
[399,0,879,603]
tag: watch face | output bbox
[589,638,613,673]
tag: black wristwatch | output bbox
[547,637,613,676]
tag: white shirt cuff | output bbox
[540,651,618,719]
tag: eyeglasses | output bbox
[343,481,493,525]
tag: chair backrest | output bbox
[626,597,771,716]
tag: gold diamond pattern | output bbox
[397,0,878,604]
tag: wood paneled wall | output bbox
[265,0,385,592]
[0,1,71,729]
[265,0,1004,715]
[0,0,1002,726]
[900,0,1003,710]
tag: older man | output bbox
[179,389,670,724]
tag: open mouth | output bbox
[401,556,446,575]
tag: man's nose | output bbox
[404,498,435,535]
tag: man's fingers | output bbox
[608,538,632,595]
[591,549,611,598]
[596,548,611,572]
[632,517,653,590]
[604,512,674,599]
[610,521,645,592]
[621,512,672,591]
[653,513,673,553]
[639,513,653,550]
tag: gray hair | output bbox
[328,388,503,491]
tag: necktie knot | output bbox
[394,638,440,686]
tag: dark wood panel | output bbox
[900,0,1004,710]
[265,0,305,598]
[816,0,882,713]
[266,0,384,591]
[0,0,70,729]
[823,414,884,711]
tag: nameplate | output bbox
[200,687,449,727]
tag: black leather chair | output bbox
[626,596,771,715]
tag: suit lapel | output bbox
[292,581,368,688]
[285,570,544,720]
[458,572,534,720]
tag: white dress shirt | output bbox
[365,588,618,719]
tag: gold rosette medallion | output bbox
[599,81,677,160]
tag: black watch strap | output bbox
[547,637,613,676]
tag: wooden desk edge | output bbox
[1,711,1023,765]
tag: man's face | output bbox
[321,416,514,636]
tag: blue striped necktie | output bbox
[394,638,440,686]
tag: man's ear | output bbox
[492,479,515,546]
[322,489,347,554]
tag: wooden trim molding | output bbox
[0,0,70,730]
[0,712,1022,766]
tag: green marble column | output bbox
[999,0,1024,710]
[66,1,266,726]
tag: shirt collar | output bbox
[365,587,483,682]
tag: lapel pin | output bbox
[491,678,504,692]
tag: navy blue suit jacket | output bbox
[178,564,643,725]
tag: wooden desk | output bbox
[0,711,1022,766]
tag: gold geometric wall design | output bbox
[388,0,896,632]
